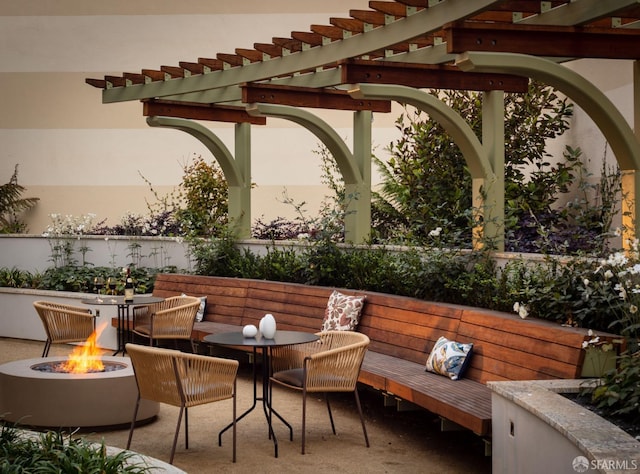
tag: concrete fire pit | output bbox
[0,356,159,429]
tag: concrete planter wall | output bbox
[0,235,193,272]
[489,379,639,474]
[0,235,555,274]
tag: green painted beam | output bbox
[456,52,640,171]
[349,83,494,180]
[246,103,362,183]
[246,103,371,242]
[481,90,505,252]
[146,116,251,238]
[349,83,501,249]
[457,51,640,247]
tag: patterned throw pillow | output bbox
[321,290,366,332]
[425,336,473,380]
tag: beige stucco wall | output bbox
[0,1,635,236]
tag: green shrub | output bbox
[0,425,151,473]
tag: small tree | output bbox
[174,155,228,237]
[0,164,39,233]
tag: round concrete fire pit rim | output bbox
[1,356,133,379]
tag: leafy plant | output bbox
[174,155,228,237]
[0,425,151,473]
[0,165,39,234]
[591,351,640,426]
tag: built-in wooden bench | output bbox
[128,272,617,440]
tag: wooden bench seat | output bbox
[128,272,614,439]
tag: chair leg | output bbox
[301,387,307,455]
[325,393,336,435]
[170,406,185,464]
[353,389,370,448]
[232,380,237,463]
[184,407,189,449]
[126,396,141,450]
[42,340,51,357]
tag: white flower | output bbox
[603,270,614,280]
[614,227,622,237]
[513,301,528,319]
[583,278,590,286]
[428,227,442,237]
[630,304,638,314]
[518,305,529,319]
[297,233,310,240]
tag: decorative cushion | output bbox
[321,290,366,332]
[425,336,473,380]
[182,294,207,322]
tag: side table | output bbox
[204,330,319,458]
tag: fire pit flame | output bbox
[60,322,107,373]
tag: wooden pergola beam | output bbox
[341,59,529,92]
[241,83,392,112]
[143,100,267,125]
[445,21,640,59]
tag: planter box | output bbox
[489,379,639,474]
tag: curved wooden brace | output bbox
[246,103,363,184]
[146,116,244,186]
[348,83,496,181]
[456,52,640,172]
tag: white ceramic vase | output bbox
[259,313,277,339]
[242,324,258,338]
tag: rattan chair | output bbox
[269,330,370,454]
[126,343,239,464]
[131,295,200,351]
[33,300,96,357]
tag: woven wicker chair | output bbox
[126,343,239,464]
[269,330,370,454]
[131,295,200,351]
[33,300,96,357]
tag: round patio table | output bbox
[203,330,319,458]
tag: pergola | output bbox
[86,0,640,250]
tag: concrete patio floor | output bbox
[0,338,491,473]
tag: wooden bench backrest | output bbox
[457,307,587,383]
[153,274,591,383]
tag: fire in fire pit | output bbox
[0,322,159,429]
[30,323,124,374]
[31,360,126,373]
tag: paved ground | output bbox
[0,338,492,473]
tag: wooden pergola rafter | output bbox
[87,0,640,246]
